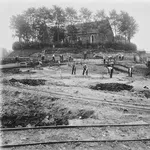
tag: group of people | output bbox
[52,54,64,62]
[72,63,88,76]
[105,62,133,78]
[38,53,133,78]
[118,54,124,60]
[37,52,73,64]
[71,62,115,78]
[103,54,124,65]
[15,51,133,78]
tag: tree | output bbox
[79,7,92,23]
[114,35,126,42]
[52,5,66,43]
[127,16,138,42]
[50,26,65,43]
[10,7,55,45]
[65,7,78,25]
[35,7,53,43]
[0,48,8,58]
[118,11,138,42]
[118,11,130,42]
[10,6,139,49]
[65,7,78,45]
[66,25,78,44]
[109,9,119,37]
[94,9,107,21]
[24,7,37,41]
[97,20,111,44]
[79,7,92,35]
[10,14,31,42]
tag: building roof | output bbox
[66,19,113,36]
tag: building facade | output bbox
[66,20,114,44]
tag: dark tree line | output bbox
[10,6,138,46]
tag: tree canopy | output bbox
[10,6,138,45]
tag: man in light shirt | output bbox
[128,66,133,77]
[107,64,114,78]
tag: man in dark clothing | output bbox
[59,55,62,62]
[38,53,41,58]
[103,58,106,64]
[60,54,64,62]
[41,55,45,61]
[72,62,76,75]
[83,64,88,75]
[69,56,72,62]
[61,54,64,62]
[15,56,19,63]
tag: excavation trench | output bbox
[9,78,46,86]
[1,91,95,128]
[1,107,95,128]
[90,83,133,92]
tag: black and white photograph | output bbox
[0,0,150,149]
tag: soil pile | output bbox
[90,83,133,92]
[9,78,46,86]
[2,68,21,74]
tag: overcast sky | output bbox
[0,0,150,52]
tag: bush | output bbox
[12,41,22,50]
[12,41,137,52]
[12,41,54,50]
[105,41,137,52]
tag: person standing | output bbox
[107,64,114,78]
[128,66,133,77]
[83,64,88,75]
[62,54,64,62]
[15,56,19,63]
[52,54,55,62]
[86,66,88,75]
[59,54,62,62]
[121,55,124,60]
[59,54,64,62]
[72,62,76,75]
[103,58,106,64]
[41,55,45,62]
[69,55,71,62]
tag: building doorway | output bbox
[90,35,94,43]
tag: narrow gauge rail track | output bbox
[1,124,150,148]
[1,123,150,131]
[1,139,150,148]
[4,84,150,112]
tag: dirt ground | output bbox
[1,56,150,150]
